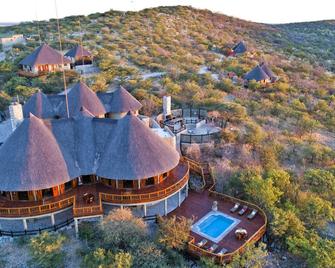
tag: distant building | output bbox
[65,45,93,67]
[0,102,24,144]
[244,63,277,85]
[228,41,247,56]
[0,33,25,50]
[18,43,71,76]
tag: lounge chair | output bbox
[247,209,258,220]
[230,202,240,213]
[196,239,208,247]
[238,205,248,215]
[216,247,228,256]
[208,244,219,252]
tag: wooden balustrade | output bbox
[187,185,267,264]
[0,196,74,217]
[100,168,189,204]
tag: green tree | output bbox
[28,232,66,268]
[304,169,335,202]
[157,215,193,250]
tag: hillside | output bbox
[0,6,334,268]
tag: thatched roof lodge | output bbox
[232,41,247,55]
[244,63,277,85]
[19,43,71,76]
[65,45,93,66]
[0,87,187,234]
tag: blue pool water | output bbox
[198,214,235,239]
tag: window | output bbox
[65,181,73,191]
[123,180,133,189]
[163,172,168,179]
[42,188,53,198]
[18,191,29,200]
[145,177,155,186]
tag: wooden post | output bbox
[115,180,119,189]
[33,190,37,201]
[138,179,141,190]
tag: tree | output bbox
[240,122,265,150]
[82,248,132,268]
[100,208,147,251]
[157,215,193,250]
[287,233,335,268]
[244,175,282,211]
[28,232,66,268]
[225,242,268,268]
[304,169,335,202]
[298,193,334,229]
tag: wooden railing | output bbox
[100,166,189,204]
[72,195,103,217]
[0,196,74,217]
[187,185,267,264]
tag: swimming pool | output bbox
[191,211,240,243]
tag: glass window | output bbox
[123,180,133,189]
[145,177,155,186]
[18,191,29,200]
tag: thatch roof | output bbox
[61,81,106,117]
[260,62,278,81]
[0,115,74,191]
[23,91,55,118]
[105,86,142,113]
[96,114,179,180]
[65,45,92,59]
[233,41,247,54]
[244,65,270,81]
[0,113,179,190]
[19,43,71,66]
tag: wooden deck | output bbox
[0,162,189,218]
[169,188,267,263]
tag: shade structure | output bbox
[63,81,106,117]
[244,65,270,81]
[0,114,73,191]
[106,86,142,113]
[19,43,71,66]
[65,45,92,59]
[97,113,179,180]
[23,91,55,118]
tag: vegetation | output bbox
[0,5,334,267]
[28,232,67,268]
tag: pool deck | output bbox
[168,189,266,254]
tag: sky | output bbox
[1,0,335,24]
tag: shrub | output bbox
[28,232,66,268]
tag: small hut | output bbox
[244,65,271,84]
[65,45,93,67]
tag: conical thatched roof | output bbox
[233,41,247,54]
[0,115,72,191]
[260,62,277,81]
[65,45,92,59]
[23,91,55,118]
[96,114,179,180]
[65,81,106,117]
[244,65,270,81]
[19,43,71,66]
[106,86,142,113]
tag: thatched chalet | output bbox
[244,63,277,85]
[65,45,93,67]
[19,43,71,76]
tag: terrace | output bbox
[0,162,189,219]
[169,186,266,264]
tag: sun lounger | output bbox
[208,244,219,252]
[247,209,258,220]
[238,205,248,215]
[196,239,208,247]
[216,247,228,256]
[230,202,240,213]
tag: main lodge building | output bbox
[0,82,188,233]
